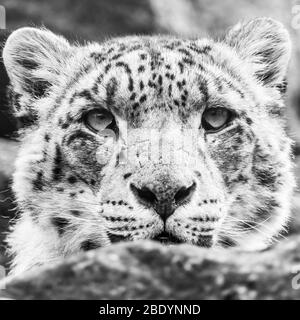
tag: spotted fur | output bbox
[2,18,295,276]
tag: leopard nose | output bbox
[130,182,196,221]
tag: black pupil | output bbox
[202,108,230,131]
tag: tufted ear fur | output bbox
[2,27,73,118]
[225,18,291,91]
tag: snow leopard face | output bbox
[2,18,295,275]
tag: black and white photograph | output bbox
[0,0,300,306]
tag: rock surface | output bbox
[1,238,300,300]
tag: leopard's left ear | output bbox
[3,27,73,118]
[225,18,291,90]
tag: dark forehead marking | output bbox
[69,88,99,108]
[124,43,143,54]
[130,92,136,101]
[138,65,145,73]
[90,52,106,64]
[52,41,131,110]
[139,53,146,60]
[128,77,134,92]
[47,61,94,119]
[104,64,112,73]
[115,61,132,74]
[177,47,193,58]
[160,41,247,99]
[88,41,248,122]
[163,40,183,50]
[178,62,184,73]
[77,89,98,102]
[177,79,186,90]
[52,144,63,181]
[106,77,118,112]
[140,80,145,91]
[91,73,105,96]
[198,75,209,106]
[112,61,134,93]
[49,42,139,117]
[111,53,123,61]
[188,43,212,55]
[44,133,51,142]
[149,48,164,70]
[49,37,252,123]
[179,42,249,98]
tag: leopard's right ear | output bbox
[224,18,291,90]
[3,27,73,118]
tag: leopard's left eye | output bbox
[84,109,115,133]
[201,107,232,132]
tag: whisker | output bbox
[227,215,286,241]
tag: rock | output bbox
[1,238,300,300]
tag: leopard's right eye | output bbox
[84,109,116,133]
[201,107,233,133]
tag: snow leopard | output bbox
[2,17,295,276]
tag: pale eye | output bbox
[85,109,114,132]
[202,107,232,132]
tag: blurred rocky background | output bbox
[1,0,300,298]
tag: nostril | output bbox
[174,182,196,205]
[130,184,158,205]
